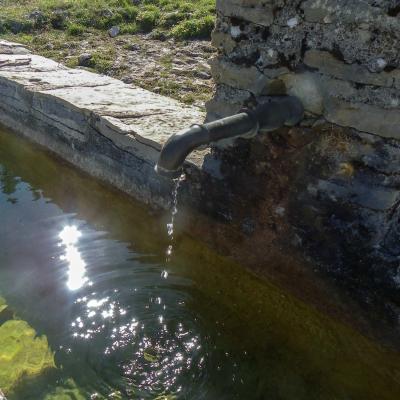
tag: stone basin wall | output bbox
[203,0,400,335]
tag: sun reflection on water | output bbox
[59,225,88,291]
[66,284,204,397]
[57,225,206,396]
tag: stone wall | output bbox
[205,0,400,335]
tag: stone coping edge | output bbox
[0,40,208,209]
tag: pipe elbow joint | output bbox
[155,124,209,178]
[155,96,304,178]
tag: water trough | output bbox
[1,39,399,348]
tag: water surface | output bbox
[0,127,400,399]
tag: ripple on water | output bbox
[52,218,211,398]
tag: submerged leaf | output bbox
[143,350,159,363]
[0,319,55,395]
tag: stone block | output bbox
[302,0,378,24]
[0,40,31,55]
[210,56,271,95]
[216,0,274,27]
[324,98,400,140]
[211,30,237,54]
[281,72,324,115]
[304,50,399,88]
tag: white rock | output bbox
[287,17,298,28]
[108,26,120,38]
[376,58,387,70]
[367,57,387,73]
[230,26,241,38]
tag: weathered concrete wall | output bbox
[206,0,400,333]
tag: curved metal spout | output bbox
[155,96,304,178]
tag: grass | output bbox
[0,1,216,106]
[0,27,214,106]
[0,0,215,40]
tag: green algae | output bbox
[0,300,55,396]
[0,297,7,314]
[43,379,87,400]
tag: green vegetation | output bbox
[171,15,215,39]
[88,50,117,73]
[0,0,215,40]
[0,1,215,106]
[0,296,7,313]
[66,22,85,36]
[0,297,55,396]
[43,378,87,399]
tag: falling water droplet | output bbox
[164,173,185,268]
[161,270,168,279]
[167,223,173,236]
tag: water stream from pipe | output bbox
[162,173,185,279]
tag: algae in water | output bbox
[0,296,6,314]
[43,379,87,400]
[0,300,55,395]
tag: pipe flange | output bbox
[154,164,182,179]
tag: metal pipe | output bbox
[155,96,304,178]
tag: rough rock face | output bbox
[206,0,400,333]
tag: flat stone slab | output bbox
[0,40,207,208]
[0,42,204,149]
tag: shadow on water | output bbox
[0,127,400,399]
